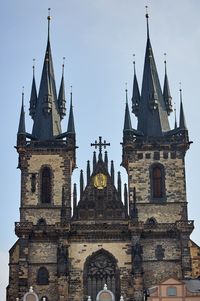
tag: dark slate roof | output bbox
[163,60,173,115]
[132,62,140,116]
[179,89,187,129]
[29,66,37,120]
[67,92,75,134]
[58,66,66,119]
[18,93,26,134]
[123,90,133,131]
[31,31,62,140]
[136,16,170,137]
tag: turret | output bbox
[17,91,26,147]
[57,60,67,119]
[163,57,173,115]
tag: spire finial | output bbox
[32,58,35,76]
[47,8,51,40]
[133,54,136,73]
[62,57,65,76]
[164,53,167,72]
[174,101,177,128]
[145,6,150,38]
[125,83,128,104]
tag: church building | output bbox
[7,11,194,301]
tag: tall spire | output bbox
[163,54,173,115]
[179,88,187,129]
[117,171,122,202]
[29,60,37,119]
[31,10,62,140]
[131,57,140,116]
[58,58,67,119]
[123,87,132,131]
[136,9,170,137]
[87,160,91,185]
[67,87,75,134]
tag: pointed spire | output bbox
[73,183,77,214]
[179,87,187,129]
[93,151,97,171]
[80,169,84,198]
[104,151,108,170]
[31,10,62,140]
[29,59,37,119]
[58,57,66,119]
[131,57,140,116]
[124,183,128,214]
[123,87,132,131]
[110,160,115,185]
[136,11,170,136]
[87,160,91,185]
[18,89,26,135]
[67,87,75,133]
[117,171,122,201]
[163,54,173,115]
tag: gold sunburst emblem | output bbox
[93,173,107,190]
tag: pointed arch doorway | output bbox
[83,249,120,301]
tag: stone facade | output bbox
[6,12,197,301]
[189,240,200,278]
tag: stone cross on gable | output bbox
[91,136,110,156]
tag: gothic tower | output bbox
[7,14,76,301]
[122,12,193,299]
[7,11,194,301]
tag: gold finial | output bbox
[145,5,149,18]
[179,81,182,92]
[133,53,135,65]
[47,8,51,21]
[62,57,65,75]
[125,83,128,104]
[32,58,35,75]
[164,53,167,64]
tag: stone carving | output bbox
[57,244,69,277]
[132,242,143,273]
[155,245,165,260]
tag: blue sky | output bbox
[1,0,200,299]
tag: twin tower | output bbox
[7,12,193,301]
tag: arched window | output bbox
[37,218,46,226]
[37,267,49,285]
[150,164,165,201]
[41,167,52,203]
[83,249,120,301]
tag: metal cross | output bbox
[91,136,110,155]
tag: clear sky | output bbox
[1,0,200,299]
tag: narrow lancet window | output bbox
[41,167,52,203]
[150,164,165,201]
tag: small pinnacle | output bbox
[70,85,73,93]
